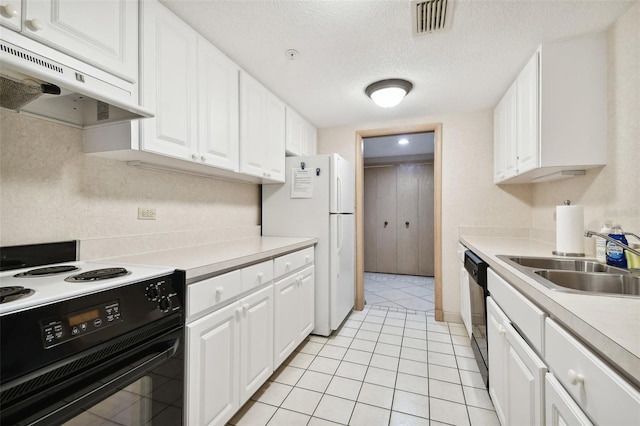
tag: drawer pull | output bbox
[216,287,224,294]
[286,262,291,270]
[242,303,249,312]
[257,272,264,281]
[497,324,506,335]
[305,255,310,263]
[568,369,584,386]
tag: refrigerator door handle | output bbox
[337,215,342,277]
[336,176,342,213]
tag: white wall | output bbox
[318,110,533,319]
[531,3,640,249]
[0,110,261,247]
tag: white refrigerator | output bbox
[262,154,355,336]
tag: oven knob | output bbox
[146,284,160,301]
[158,296,172,312]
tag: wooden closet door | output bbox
[363,168,379,272]
[396,165,420,275]
[375,166,398,274]
[418,164,435,276]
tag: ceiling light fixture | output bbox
[365,79,413,108]
[398,138,409,145]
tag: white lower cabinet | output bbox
[186,301,239,426]
[545,318,640,425]
[273,265,315,368]
[487,296,546,426]
[545,373,594,426]
[186,285,274,426]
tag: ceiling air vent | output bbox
[412,0,453,35]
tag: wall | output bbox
[318,110,533,319]
[0,110,261,250]
[531,3,640,249]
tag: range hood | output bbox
[0,36,153,128]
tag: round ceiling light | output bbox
[365,79,413,108]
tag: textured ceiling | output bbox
[158,0,635,129]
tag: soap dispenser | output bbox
[606,224,628,268]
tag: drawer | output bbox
[187,270,242,319]
[545,319,640,425]
[488,268,546,353]
[274,247,314,278]
[241,260,274,292]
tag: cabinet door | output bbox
[285,106,303,156]
[197,36,239,171]
[22,0,137,81]
[545,373,594,426]
[264,92,286,182]
[140,0,198,160]
[459,266,472,338]
[487,296,508,425]
[516,50,539,174]
[186,302,239,426]
[0,0,21,31]
[505,321,547,426]
[298,266,315,340]
[239,71,267,177]
[239,285,274,404]
[304,121,317,155]
[273,274,299,368]
[494,84,517,182]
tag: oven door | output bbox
[1,327,184,426]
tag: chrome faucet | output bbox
[584,230,640,257]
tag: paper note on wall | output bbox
[291,168,313,198]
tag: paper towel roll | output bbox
[556,204,584,255]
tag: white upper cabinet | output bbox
[493,31,607,184]
[239,71,285,183]
[0,0,22,31]
[139,0,239,172]
[19,0,138,82]
[197,37,239,171]
[285,106,317,157]
[140,0,198,160]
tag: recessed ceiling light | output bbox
[365,79,413,108]
[398,138,409,145]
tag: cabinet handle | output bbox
[235,306,243,319]
[242,303,249,313]
[200,155,206,162]
[27,18,43,31]
[191,153,198,161]
[497,324,506,335]
[405,221,410,228]
[257,272,264,282]
[384,221,388,227]
[305,255,310,263]
[567,369,584,386]
[285,262,291,271]
[0,4,18,18]
[215,287,224,296]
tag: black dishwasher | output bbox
[464,250,489,388]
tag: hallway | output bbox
[364,273,435,312]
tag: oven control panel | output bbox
[145,279,179,313]
[40,300,122,348]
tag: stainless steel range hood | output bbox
[0,36,153,128]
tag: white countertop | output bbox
[102,236,317,283]
[460,236,640,386]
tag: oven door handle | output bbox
[24,337,180,426]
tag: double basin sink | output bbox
[496,255,640,298]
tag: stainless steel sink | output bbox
[535,270,640,296]
[504,256,627,273]
[496,255,639,298]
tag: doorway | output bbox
[354,124,443,320]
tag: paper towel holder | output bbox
[552,200,586,257]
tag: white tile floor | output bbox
[228,305,499,426]
[364,273,435,312]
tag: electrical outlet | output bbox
[138,208,156,220]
